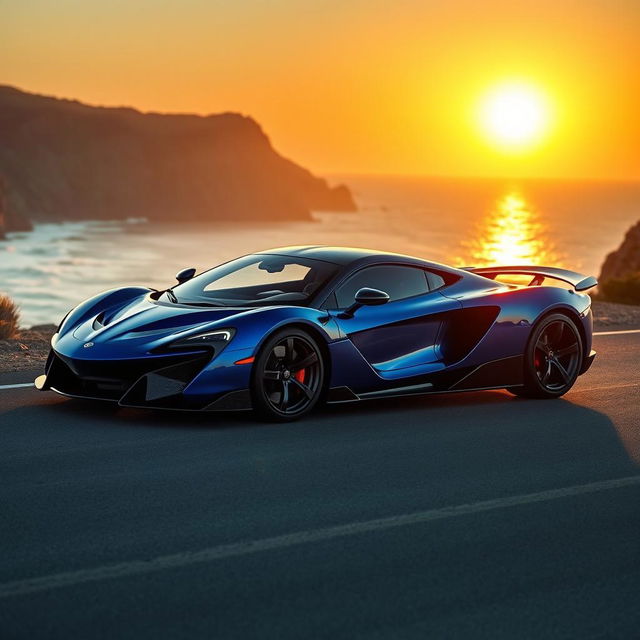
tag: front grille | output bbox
[48,352,210,401]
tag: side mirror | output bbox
[355,288,390,306]
[175,267,196,284]
[339,287,390,318]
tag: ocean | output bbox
[1,175,638,327]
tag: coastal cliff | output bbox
[599,220,640,305]
[0,86,356,226]
[600,221,640,282]
[0,175,32,238]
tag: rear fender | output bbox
[454,285,591,368]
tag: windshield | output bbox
[162,254,340,307]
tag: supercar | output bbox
[36,246,598,421]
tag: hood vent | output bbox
[92,313,105,330]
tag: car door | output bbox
[327,264,461,376]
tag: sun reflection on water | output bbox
[462,192,560,267]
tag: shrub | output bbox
[0,293,20,339]
[599,272,640,306]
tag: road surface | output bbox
[0,332,639,638]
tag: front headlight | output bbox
[169,328,236,352]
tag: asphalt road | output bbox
[0,332,639,639]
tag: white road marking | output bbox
[0,382,34,390]
[593,329,640,336]
[0,474,638,599]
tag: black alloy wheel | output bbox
[251,328,325,421]
[509,313,583,399]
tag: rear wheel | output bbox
[509,313,583,399]
[251,328,325,421]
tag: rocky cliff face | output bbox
[598,220,640,305]
[600,221,640,283]
[0,86,356,226]
[0,175,32,238]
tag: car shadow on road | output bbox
[7,388,528,432]
[3,387,636,467]
[319,389,640,467]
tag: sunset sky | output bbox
[2,0,639,179]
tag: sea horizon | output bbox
[1,174,638,327]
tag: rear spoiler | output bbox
[464,265,598,292]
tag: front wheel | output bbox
[509,313,583,399]
[251,328,326,421]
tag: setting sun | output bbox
[478,83,551,151]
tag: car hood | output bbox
[57,294,263,358]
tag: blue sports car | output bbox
[36,246,598,421]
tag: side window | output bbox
[321,291,338,310]
[334,265,429,308]
[425,270,446,291]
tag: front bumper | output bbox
[36,348,254,411]
[580,349,597,375]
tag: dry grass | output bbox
[0,293,20,339]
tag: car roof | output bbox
[254,245,448,269]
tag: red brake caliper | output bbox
[534,345,543,369]
[295,369,305,383]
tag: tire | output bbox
[508,313,583,399]
[251,328,326,421]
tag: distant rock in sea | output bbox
[0,85,356,227]
[0,174,32,238]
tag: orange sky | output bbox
[2,0,639,179]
